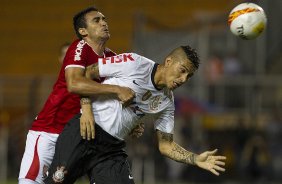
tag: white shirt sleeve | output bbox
[98,53,140,78]
[154,103,175,134]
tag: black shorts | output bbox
[44,114,135,184]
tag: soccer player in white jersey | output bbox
[44,45,226,184]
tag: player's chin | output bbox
[104,32,110,37]
[101,33,110,40]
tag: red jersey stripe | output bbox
[25,135,40,180]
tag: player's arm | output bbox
[66,65,134,105]
[86,63,144,139]
[78,63,137,140]
[85,63,135,106]
[79,64,97,140]
[156,130,226,176]
[65,67,117,96]
[75,65,129,140]
[65,65,131,140]
[66,66,120,140]
[79,97,95,140]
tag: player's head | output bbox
[163,45,199,90]
[58,42,70,64]
[73,7,110,41]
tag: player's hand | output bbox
[80,106,95,140]
[129,122,144,138]
[116,86,135,106]
[195,149,226,176]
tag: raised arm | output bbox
[156,130,226,176]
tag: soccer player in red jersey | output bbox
[18,7,139,184]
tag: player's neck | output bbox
[153,64,166,89]
[84,38,106,56]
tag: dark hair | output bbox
[181,45,200,70]
[73,7,98,40]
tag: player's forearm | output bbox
[160,141,197,165]
[157,130,197,165]
[67,76,119,96]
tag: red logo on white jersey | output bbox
[101,54,134,65]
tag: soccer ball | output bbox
[228,2,267,40]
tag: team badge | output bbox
[52,166,67,183]
[149,95,162,111]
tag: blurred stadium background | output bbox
[0,0,282,183]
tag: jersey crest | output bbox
[149,95,162,111]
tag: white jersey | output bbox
[91,53,175,140]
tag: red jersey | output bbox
[30,40,116,134]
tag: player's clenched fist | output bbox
[115,86,135,106]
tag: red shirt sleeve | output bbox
[63,40,89,70]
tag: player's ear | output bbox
[79,28,88,37]
[164,57,173,68]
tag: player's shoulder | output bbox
[67,39,88,53]
[69,39,86,48]
[64,39,90,62]
[118,53,145,63]
[100,52,153,66]
[131,53,155,66]
[119,52,149,61]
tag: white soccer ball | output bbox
[228,2,267,40]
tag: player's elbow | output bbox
[67,85,75,93]
[66,78,80,93]
[66,81,74,93]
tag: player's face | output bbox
[84,11,110,41]
[164,59,194,90]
